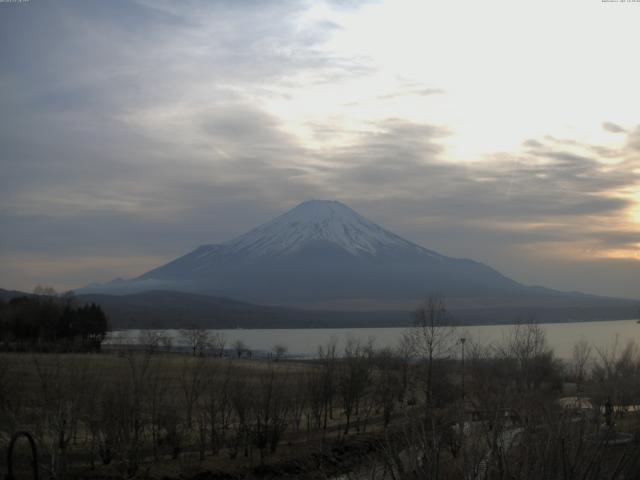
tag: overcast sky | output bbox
[1,0,639,299]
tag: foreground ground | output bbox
[4,323,640,479]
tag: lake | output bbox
[106,319,640,359]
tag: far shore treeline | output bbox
[0,286,109,351]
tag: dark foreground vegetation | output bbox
[3,295,640,479]
[0,287,108,351]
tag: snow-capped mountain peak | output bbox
[86,199,527,304]
[222,199,431,258]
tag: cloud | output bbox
[299,119,639,298]
[523,139,545,149]
[376,87,444,101]
[318,121,638,222]
[0,0,357,215]
[603,121,627,134]
[628,126,640,152]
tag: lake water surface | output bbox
[107,319,640,359]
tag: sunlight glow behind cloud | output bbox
[266,0,640,161]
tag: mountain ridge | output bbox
[2,288,637,329]
[79,200,638,313]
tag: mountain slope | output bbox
[3,288,637,329]
[75,200,583,309]
[75,290,411,329]
[119,200,529,305]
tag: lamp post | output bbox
[460,337,466,406]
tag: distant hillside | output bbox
[0,289,30,301]
[78,290,415,329]
[2,288,638,329]
[3,288,403,328]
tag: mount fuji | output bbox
[84,200,545,306]
[76,199,640,325]
[146,200,533,303]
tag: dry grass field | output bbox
[0,348,413,479]
[4,323,640,479]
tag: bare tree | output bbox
[229,371,251,459]
[233,339,247,358]
[210,332,226,357]
[338,337,373,434]
[251,367,291,462]
[180,327,210,356]
[32,354,95,478]
[593,337,640,414]
[317,338,338,433]
[373,348,402,428]
[89,351,153,476]
[138,330,161,354]
[122,351,153,475]
[396,333,415,404]
[572,338,592,395]
[272,343,288,360]
[0,353,18,419]
[202,361,233,456]
[409,294,456,407]
[178,356,208,428]
[498,321,559,393]
[305,363,325,432]
[158,334,173,353]
[33,284,58,296]
[146,358,170,460]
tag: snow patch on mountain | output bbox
[191,200,441,258]
[204,200,442,259]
